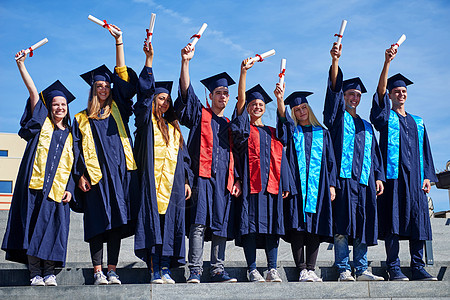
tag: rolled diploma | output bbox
[247,49,276,65]
[146,13,156,45]
[279,59,286,85]
[88,15,122,36]
[15,38,48,60]
[392,34,406,49]
[190,23,208,47]
[336,19,347,46]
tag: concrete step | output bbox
[0,281,449,300]
[0,260,448,287]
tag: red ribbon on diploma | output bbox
[146,29,153,42]
[28,47,34,57]
[255,54,264,62]
[334,33,343,38]
[102,20,112,33]
[190,34,201,39]
[279,69,286,78]
[391,43,399,48]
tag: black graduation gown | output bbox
[277,111,336,242]
[72,67,139,242]
[133,66,193,265]
[323,67,385,246]
[370,91,436,241]
[2,99,73,266]
[173,83,237,239]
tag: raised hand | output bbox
[330,42,342,60]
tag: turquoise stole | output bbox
[340,111,373,185]
[293,125,323,221]
[387,110,424,183]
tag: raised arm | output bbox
[274,82,286,118]
[180,44,195,100]
[377,45,397,100]
[236,58,254,116]
[107,24,125,68]
[16,50,39,113]
[330,42,342,91]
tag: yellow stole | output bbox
[152,115,180,214]
[74,100,137,185]
[29,117,74,203]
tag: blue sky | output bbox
[1,0,449,212]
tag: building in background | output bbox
[0,133,26,210]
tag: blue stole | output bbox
[340,111,373,185]
[387,110,424,182]
[293,125,323,221]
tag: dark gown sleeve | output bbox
[323,66,344,129]
[71,118,86,181]
[18,99,48,141]
[372,130,386,182]
[280,150,292,193]
[231,105,250,147]
[134,66,156,129]
[422,125,437,182]
[112,66,138,124]
[324,130,337,187]
[173,82,202,129]
[276,110,295,145]
[370,90,391,131]
[182,143,194,187]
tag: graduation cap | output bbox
[245,84,273,104]
[200,72,235,93]
[80,64,113,86]
[387,73,413,91]
[155,81,173,96]
[343,77,367,93]
[284,91,313,109]
[40,80,76,110]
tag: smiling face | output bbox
[247,99,266,119]
[344,89,362,110]
[51,96,68,123]
[293,103,309,124]
[389,86,407,107]
[95,80,111,103]
[155,92,170,114]
[209,86,229,111]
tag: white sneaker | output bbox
[308,270,323,282]
[299,269,309,282]
[44,274,58,286]
[107,270,122,285]
[248,269,265,282]
[356,270,384,281]
[338,270,355,281]
[161,268,175,284]
[266,268,282,282]
[94,270,109,285]
[30,275,45,286]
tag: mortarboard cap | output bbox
[245,84,273,105]
[387,73,413,92]
[200,72,235,93]
[155,81,173,96]
[343,77,367,93]
[40,80,76,111]
[80,64,113,86]
[284,91,313,109]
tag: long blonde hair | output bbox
[152,94,184,149]
[292,103,323,128]
[87,82,113,119]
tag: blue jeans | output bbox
[242,233,279,271]
[384,233,425,270]
[334,234,368,276]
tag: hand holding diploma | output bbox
[392,34,406,49]
[279,59,286,85]
[245,49,276,66]
[15,38,48,60]
[88,14,122,37]
[189,23,207,48]
[145,13,156,48]
[334,20,347,46]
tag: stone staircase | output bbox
[0,211,449,299]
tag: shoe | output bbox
[161,268,175,284]
[151,271,164,284]
[30,275,45,286]
[187,270,201,283]
[94,270,109,285]
[248,269,265,282]
[411,267,438,281]
[308,270,323,282]
[388,267,409,281]
[338,270,355,281]
[43,274,58,286]
[299,269,310,282]
[210,270,237,283]
[265,268,282,282]
[107,270,122,285]
[356,270,384,281]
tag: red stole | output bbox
[199,107,234,193]
[248,125,283,195]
